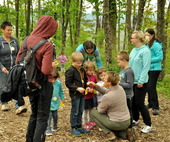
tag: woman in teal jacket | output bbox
[145,29,163,115]
[129,31,152,134]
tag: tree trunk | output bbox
[61,0,70,50]
[94,1,101,35]
[126,0,132,46]
[26,0,31,36]
[135,0,146,30]
[157,0,166,80]
[74,0,83,45]
[165,2,170,48]
[15,0,19,39]
[103,0,117,65]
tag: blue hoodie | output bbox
[149,40,163,71]
[129,45,151,84]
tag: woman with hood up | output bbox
[16,15,58,142]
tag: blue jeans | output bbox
[132,84,151,126]
[70,95,84,128]
[46,110,58,131]
[26,81,53,142]
[147,71,160,110]
[0,71,8,104]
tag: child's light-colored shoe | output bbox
[1,104,10,111]
[16,106,27,115]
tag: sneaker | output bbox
[78,128,90,134]
[71,128,82,136]
[52,128,58,132]
[82,124,93,130]
[88,121,97,127]
[152,109,159,115]
[132,120,138,126]
[102,132,116,141]
[16,106,27,115]
[46,130,52,136]
[141,125,152,134]
[1,104,10,111]
[146,104,152,109]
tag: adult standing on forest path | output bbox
[76,40,102,68]
[129,31,152,134]
[0,21,20,111]
[16,15,58,142]
[145,29,163,115]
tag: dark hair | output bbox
[1,21,12,29]
[83,41,96,50]
[145,29,161,47]
[52,68,60,79]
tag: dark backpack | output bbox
[17,36,48,91]
[1,37,48,103]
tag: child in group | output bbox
[116,51,134,140]
[96,67,107,104]
[65,51,90,136]
[46,68,65,136]
[82,61,97,130]
[56,50,68,72]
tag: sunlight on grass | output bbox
[157,75,170,99]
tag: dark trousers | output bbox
[147,71,160,110]
[26,81,53,142]
[70,95,84,128]
[127,98,133,128]
[132,84,151,126]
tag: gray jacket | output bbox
[0,36,19,70]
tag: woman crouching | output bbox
[88,71,130,141]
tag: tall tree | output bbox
[15,0,19,39]
[135,0,146,30]
[75,0,83,45]
[103,0,117,65]
[157,0,166,80]
[61,0,70,50]
[69,0,83,48]
[165,1,170,48]
[125,0,132,45]
[38,0,41,17]
[26,0,31,36]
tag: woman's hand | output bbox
[2,67,9,74]
[87,81,96,86]
[77,87,85,93]
[137,83,143,88]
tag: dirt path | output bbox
[0,75,170,142]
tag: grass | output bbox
[157,48,170,99]
[157,75,170,99]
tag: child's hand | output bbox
[52,61,59,68]
[77,87,85,93]
[61,100,66,104]
[87,81,96,86]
